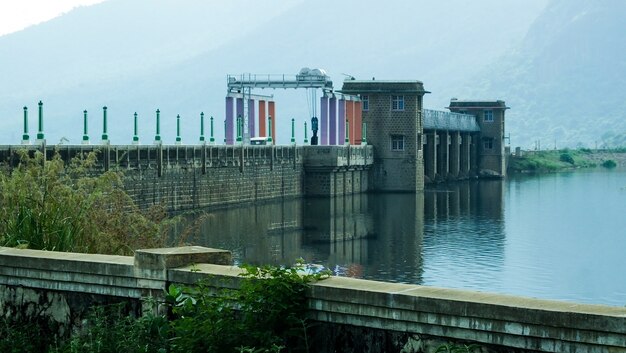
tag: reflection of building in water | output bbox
[302,194,372,266]
[362,193,424,283]
[422,180,506,289]
[193,180,506,287]
[194,198,305,266]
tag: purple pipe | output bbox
[338,98,346,145]
[248,99,255,137]
[225,96,234,145]
[329,96,337,145]
[320,95,329,145]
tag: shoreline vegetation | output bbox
[507,148,625,174]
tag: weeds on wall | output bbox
[0,262,329,353]
[0,149,177,255]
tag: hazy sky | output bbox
[0,0,105,36]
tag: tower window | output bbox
[391,134,405,151]
[484,110,494,122]
[483,138,494,149]
[362,95,369,111]
[391,95,404,111]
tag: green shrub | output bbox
[559,152,575,164]
[602,159,617,168]
[0,149,174,255]
[167,261,330,353]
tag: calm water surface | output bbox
[194,168,626,306]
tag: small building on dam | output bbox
[342,79,508,192]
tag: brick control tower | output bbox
[342,80,428,192]
[447,99,508,177]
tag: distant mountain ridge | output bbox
[463,0,626,148]
[0,0,557,145]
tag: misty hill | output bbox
[0,0,547,144]
[463,0,626,148]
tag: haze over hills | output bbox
[461,0,626,148]
[5,0,619,148]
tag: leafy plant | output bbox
[167,261,330,353]
[435,342,481,353]
[0,149,175,255]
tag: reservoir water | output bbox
[194,168,626,306]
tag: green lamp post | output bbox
[133,112,139,144]
[101,106,109,143]
[82,110,89,144]
[175,114,182,144]
[22,107,30,144]
[154,109,161,144]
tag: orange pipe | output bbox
[354,100,362,145]
[268,101,276,145]
[259,100,267,138]
[346,100,355,145]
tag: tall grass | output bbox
[0,149,176,255]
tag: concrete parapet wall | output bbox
[1,246,625,352]
[0,144,374,211]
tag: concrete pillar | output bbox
[425,131,437,182]
[258,100,267,138]
[449,131,460,178]
[248,99,255,138]
[329,95,337,145]
[461,133,471,176]
[436,131,449,180]
[470,133,479,175]
[225,97,234,145]
[338,98,346,145]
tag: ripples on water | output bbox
[194,168,626,306]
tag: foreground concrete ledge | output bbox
[134,246,232,271]
[309,276,626,334]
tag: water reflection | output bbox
[422,181,506,293]
[193,169,626,306]
[194,181,503,287]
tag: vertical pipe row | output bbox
[320,94,329,145]
[258,100,267,138]
[225,97,234,145]
[338,98,346,146]
[329,95,337,145]
[268,101,276,145]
